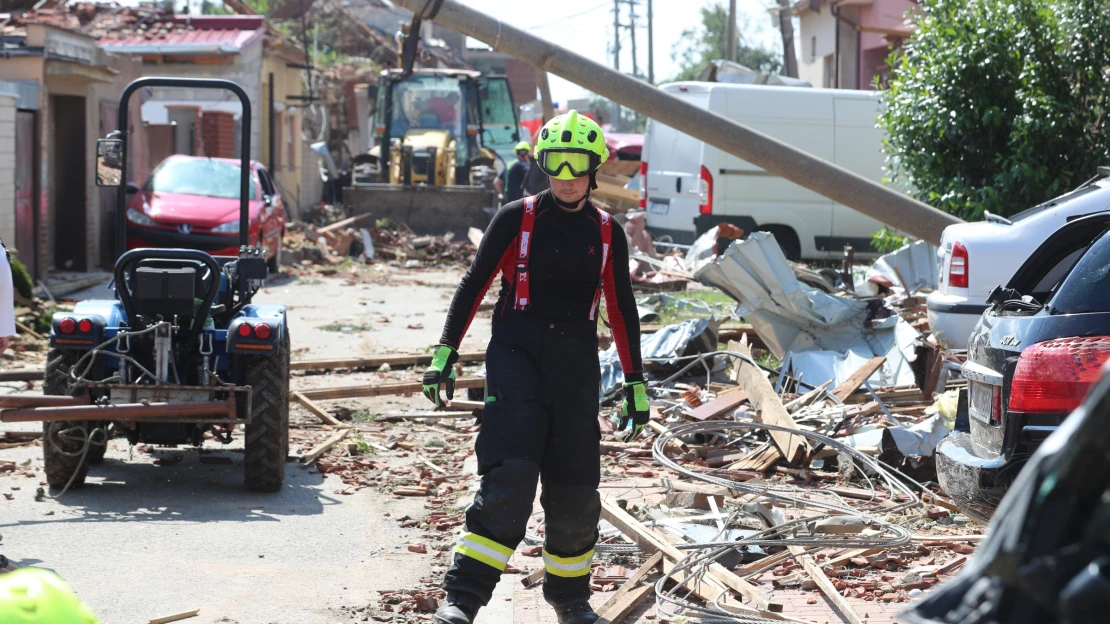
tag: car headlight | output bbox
[212,220,239,233]
[126,208,156,226]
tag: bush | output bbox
[879,0,1110,221]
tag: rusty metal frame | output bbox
[0,384,252,425]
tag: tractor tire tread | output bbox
[243,329,290,492]
[42,349,90,490]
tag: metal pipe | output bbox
[0,398,236,423]
[0,395,91,408]
[395,0,963,244]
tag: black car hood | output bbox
[904,364,1110,624]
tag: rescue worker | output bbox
[498,141,532,206]
[0,568,101,623]
[522,130,552,196]
[423,111,649,624]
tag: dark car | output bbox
[125,156,287,269]
[936,212,1110,522]
[905,364,1110,624]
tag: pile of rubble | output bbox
[282,216,476,270]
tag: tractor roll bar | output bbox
[114,248,222,336]
[115,78,253,257]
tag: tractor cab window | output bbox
[389,76,466,138]
[477,77,520,150]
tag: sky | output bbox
[457,0,785,105]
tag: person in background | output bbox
[521,130,551,197]
[500,141,532,206]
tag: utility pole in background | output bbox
[623,0,639,78]
[647,0,654,84]
[727,0,737,62]
[612,0,621,130]
[776,0,798,78]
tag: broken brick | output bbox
[408,544,428,554]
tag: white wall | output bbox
[797,4,860,90]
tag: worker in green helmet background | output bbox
[423,110,648,624]
[496,140,533,206]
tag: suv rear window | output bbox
[1050,230,1110,314]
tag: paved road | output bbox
[0,268,494,624]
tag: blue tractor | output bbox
[8,79,290,492]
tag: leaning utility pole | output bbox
[727,0,737,63]
[612,0,621,130]
[624,0,639,78]
[776,0,799,78]
[393,0,964,243]
[537,70,556,122]
[646,0,654,84]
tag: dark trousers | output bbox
[443,316,602,608]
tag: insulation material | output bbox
[842,413,954,457]
[867,240,941,293]
[598,319,710,397]
[694,231,920,387]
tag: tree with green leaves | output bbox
[878,0,1110,221]
[671,4,782,81]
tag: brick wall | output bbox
[200,111,236,158]
[0,94,16,247]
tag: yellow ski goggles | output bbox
[536,149,600,180]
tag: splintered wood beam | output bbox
[831,357,887,401]
[295,377,485,401]
[290,391,345,427]
[728,339,809,465]
[790,546,864,624]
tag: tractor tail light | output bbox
[253,323,272,340]
[59,318,76,334]
[1009,336,1110,414]
[237,324,252,338]
[78,319,92,333]
[949,242,969,288]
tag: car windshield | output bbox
[147,159,257,200]
[1049,229,1110,314]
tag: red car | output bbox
[125,155,286,269]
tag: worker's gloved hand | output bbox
[619,381,650,441]
[422,345,459,408]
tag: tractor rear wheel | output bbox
[42,348,92,490]
[243,328,290,492]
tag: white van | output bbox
[641,82,895,260]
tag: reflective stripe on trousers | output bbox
[542,548,594,578]
[455,532,514,571]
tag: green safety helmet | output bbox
[514,141,532,152]
[534,110,609,180]
[0,568,100,623]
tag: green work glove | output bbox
[619,381,650,442]
[422,345,459,408]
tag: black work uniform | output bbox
[438,190,643,608]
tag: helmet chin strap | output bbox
[549,173,598,209]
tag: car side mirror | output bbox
[125,182,140,195]
[96,138,124,187]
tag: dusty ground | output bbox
[0,267,496,624]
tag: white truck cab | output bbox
[641,82,895,260]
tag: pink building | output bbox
[791,0,918,90]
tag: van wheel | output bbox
[758,226,801,261]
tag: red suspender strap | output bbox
[589,208,612,321]
[514,195,537,310]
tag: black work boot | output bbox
[434,592,480,624]
[554,601,599,624]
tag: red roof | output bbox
[99,15,264,54]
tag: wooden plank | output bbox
[301,428,351,465]
[823,548,882,569]
[296,376,486,401]
[935,555,967,575]
[317,212,376,234]
[687,390,747,421]
[789,546,864,624]
[830,357,887,402]
[730,444,782,471]
[599,497,783,613]
[291,351,486,371]
[728,340,809,465]
[0,369,43,382]
[149,609,200,624]
[15,321,44,341]
[783,380,832,411]
[291,391,345,427]
[596,551,662,623]
[447,399,485,410]
[378,411,476,421]
[596,584,654,624]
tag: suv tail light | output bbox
[1009,337,1110,414]
[699,166,713,215]
[949,242,968,288]
[638,161,648,209]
